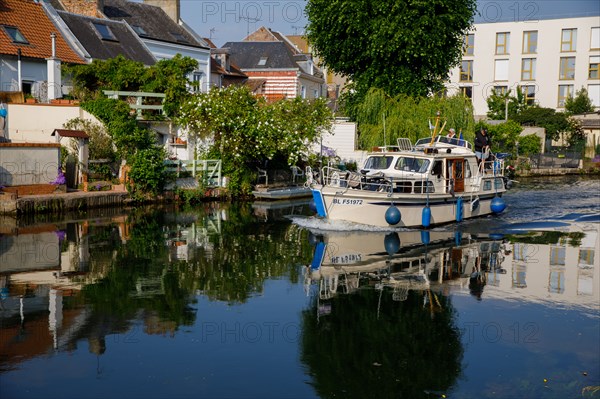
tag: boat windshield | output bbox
[364,156,393,170]
[394,157,430,173]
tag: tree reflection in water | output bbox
[301,287,463,399]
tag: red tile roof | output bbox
[0,0,84,63]
[52,129,89,138]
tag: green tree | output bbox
[513,106,570,141]
[564,87,595,115]
[354,88,475,150]
[178,85,333,196]
[65,54,197,118]
[128,146,168,195]
[63,117,116,161]
[481,120,522,155]
[141,54,198,118]
[306,0,477,105]
[486,87,531,120]
[517,134,542,156]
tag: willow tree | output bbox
[306,0,477,106]
[355,88,475,150]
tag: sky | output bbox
[176,0,600,47]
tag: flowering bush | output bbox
[51,168,66,185]
[177,85,333,195]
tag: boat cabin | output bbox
[354,136,501,195]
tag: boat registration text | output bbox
[333,198,363,205]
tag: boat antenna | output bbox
[383,113,386,148]
[429,111,441,145]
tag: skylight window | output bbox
[170,32,188,43]
[3,26,28,44]
[93,23,117,41]
[132,25,147,36]
[257,57,268,66]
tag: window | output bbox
[364,156,393,170]
[301,85,306,99]
[579,249,595,266]
[588,84,600,107]
[257,57,268,66]
[132,25,148,36]
[592,27,600,50]
[170,32,188,43]
[460,60,473,82]
[463,33,474,56]
[558,85,574,107]
[93,23,116,41]
[589,56,599,79]
[191,71,204,93]
[561,28,577,52]
[494,86,508,95]
[550,246,566,266]
[521,85,536,105]
[522,31,537,54]
[494,59,509,81]
[394,157,430,173]
[3,26,28,44]
[521,58,536,80]
[460,86,473,99]
[559,57,576,80]
[495,32,510,55]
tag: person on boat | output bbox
[447,128,456,138]
[474,128,491,168]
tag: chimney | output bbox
[47,33,62,101]
[144,0,180,22]
[60,0,103,18]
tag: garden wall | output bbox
[0,143,60,186]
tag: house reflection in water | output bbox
[0,216,125,369]
[500,227,598,307]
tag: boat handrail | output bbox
[414,135,473,150]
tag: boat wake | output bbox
[289,215,415,233]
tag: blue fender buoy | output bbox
[385,206,401,225]
[421,230,430,245]
[456,197,464,222]
[491,196,507,213]
[308,199,317,214]
[384,232,400,255]
[0,108,7,118]
[422,206,431,227]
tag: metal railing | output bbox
[103,90,166,120]
[164,160,222,187]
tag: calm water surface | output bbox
[1,176,599,399]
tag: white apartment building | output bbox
[446,16,600,118]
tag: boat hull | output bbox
[312,185,505,228]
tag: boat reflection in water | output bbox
[300,229,487,398]
[305,229,507,303]
[300,224,599,399]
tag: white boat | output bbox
[308,134,510,228]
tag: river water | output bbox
[1,176,599,399]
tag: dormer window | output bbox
[170,32,188,43]
[3,26,28,44]
[93,23,117,41]
[257,57,268,66]
[132,25,148,36]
